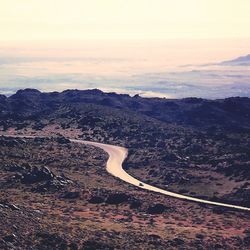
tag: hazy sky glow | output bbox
[0,1,250,99]
[1,0,250,42]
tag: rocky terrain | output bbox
[0,136,249,249]
[0,88,250,249]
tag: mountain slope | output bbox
[1,88,250,206]
[221,54,250,66]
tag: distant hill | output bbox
[221,54,250,66]
[1,88,250,132]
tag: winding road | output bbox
[4,135,250,212]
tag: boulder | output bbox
[106,193,130,205]
[8,204,20,211]
[129,200,142,209]
[21,166,55,184]
[162,152,179,162]
[3,234,17,243]
[88,196,105,204]
[34,178,71,193]
[56,136,71,144]
[61,191,80,199]
[147,203,167,214]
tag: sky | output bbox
[0,0,250,42]
[0,0,250,98]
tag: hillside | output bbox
[2,88,250,130]
[1,88,250,205]
[0,88,250,249]
[221,54,250,66]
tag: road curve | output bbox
[73,139,250,212]
[3,135,250,211]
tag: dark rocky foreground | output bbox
[0,89,250,249]
[0,136,249,250]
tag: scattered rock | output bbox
[0,137,20,147]
[10,164,72,192]
[214,243,223,249]
[8,204,20,211]
[169,237,185,246]
[35,232,68,249]
[82,240,114,250]
[0,203,20,211]
[5,164,24,172]
[244,236,250,245]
